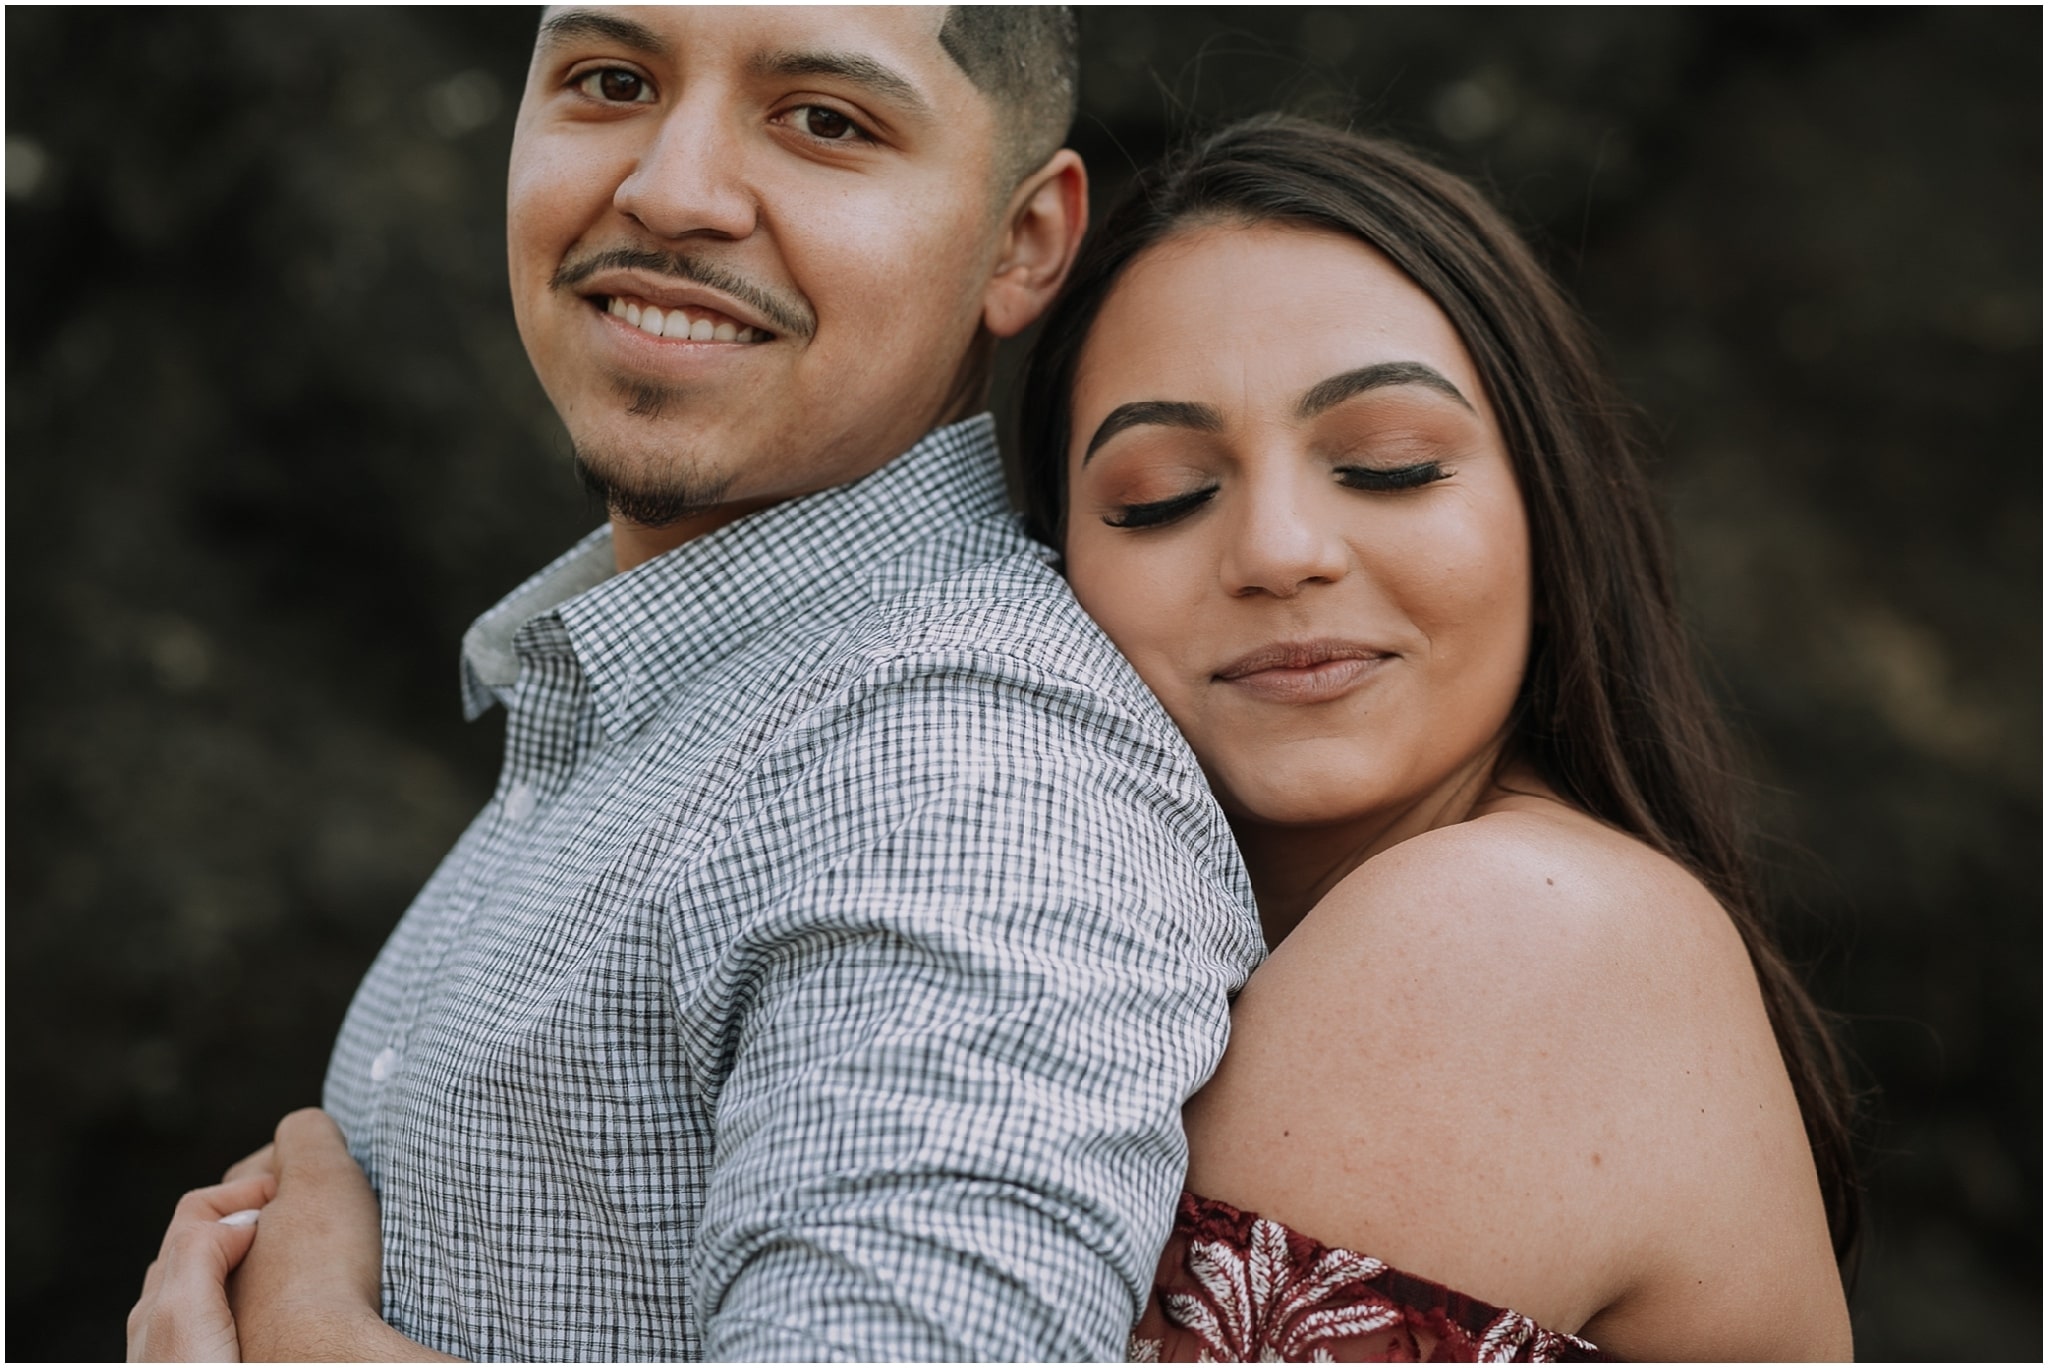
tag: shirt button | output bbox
[504,781,536,822]
[370,1046,399,1082]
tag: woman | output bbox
[1019,117,1857,1361]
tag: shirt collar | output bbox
[461,414,1014,737]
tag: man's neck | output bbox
[605,381,994,574]
[610,495,782,573]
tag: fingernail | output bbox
[219,1208,261,1227]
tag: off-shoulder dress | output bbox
[1130,1192,1608,1362]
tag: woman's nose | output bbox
[1220,478,1348,598]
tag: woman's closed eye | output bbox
[1103,485,1219,530]
[1336,461,1451,492]
[1102,461,1446,529]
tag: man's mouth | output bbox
[598,293,774,344]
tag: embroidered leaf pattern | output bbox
[1275,1301,1402,1359]
[1163,1289,1234,1359]
[1529,1327,1603,1363]
[1247,1213,1288,1313]
[1184,1236,1252,1350]
[1136,1194,1606,1361]
[1163,1217,1403,1361]
[1478,1311,1536,1361]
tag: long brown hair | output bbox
[1018,115,1860,1264]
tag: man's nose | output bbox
[1220,475,1349,599]
[612,101,759,241]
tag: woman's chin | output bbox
[1218,784,1395,836]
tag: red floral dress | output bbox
[1130,1192,1608,1362]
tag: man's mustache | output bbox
[551,246,817,341]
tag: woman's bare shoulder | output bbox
[1317,799,1735,966]
[1183,801,1849,1357]
[1216,801,1773,1175]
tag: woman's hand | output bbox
[127,1171,276,1361]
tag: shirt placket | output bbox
[359,613,598,1114]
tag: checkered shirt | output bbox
[323,416,1264,1361]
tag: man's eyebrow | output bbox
[1083,400,1225,463]
[1296,361,1475,419]
[536,8,670,60]
[748,48,934,119]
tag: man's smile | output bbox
[599,293,774,344]
[553,248,815,341]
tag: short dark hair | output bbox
[1019,115,1861,1270]
[938,6,1079,189]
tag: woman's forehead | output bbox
[1072,223,1485,424]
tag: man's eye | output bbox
[797,106,862,142]
[576,68,654,104]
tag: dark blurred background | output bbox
[7,7,2038,1360]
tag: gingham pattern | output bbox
[324,415,1264,1361]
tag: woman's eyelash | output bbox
[1102,463,1445,529]
[1336,461,1450,491]
[1104,486,1218,529]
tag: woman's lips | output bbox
[1214,643,1392,704]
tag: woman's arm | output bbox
[1182,805,1851,1360]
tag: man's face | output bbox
[510,6,1007,539]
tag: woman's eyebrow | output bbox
[536,8,670,60]
[1083,400,1225,463]
[1296,361,1474,419]
[748,48,934,118]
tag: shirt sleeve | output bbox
[685,640,1265,1361]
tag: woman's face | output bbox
[1064,222,1532,836]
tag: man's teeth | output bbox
[606,296,767,343]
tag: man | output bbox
[129,7,1262,1361]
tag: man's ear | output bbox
[982,148,1088,339]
